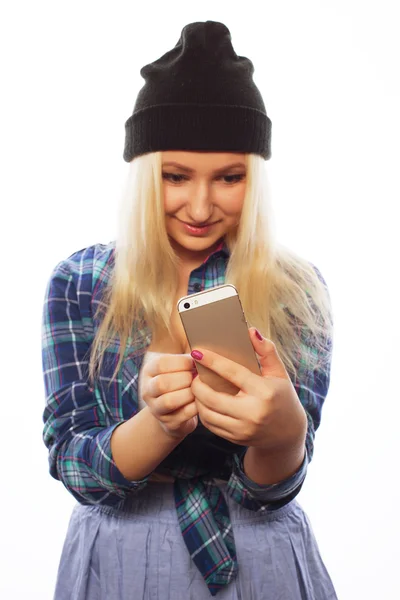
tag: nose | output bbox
[187,181,213,223]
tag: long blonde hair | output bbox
[89,151,333,384]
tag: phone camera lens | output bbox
[184,302,190,309]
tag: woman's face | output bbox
[162,151,247,266]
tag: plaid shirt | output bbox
[42,240,332,596]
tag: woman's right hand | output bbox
[139,352,199,440]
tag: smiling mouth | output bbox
[177,219,219,227]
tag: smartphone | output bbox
[177,284,261,395]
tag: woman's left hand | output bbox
[190,327,307,451]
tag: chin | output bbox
[168,230,223,255]
[174,235,219,249]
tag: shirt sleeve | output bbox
[42,259,149,507]
[226,264,333,511]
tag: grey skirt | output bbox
[53,482,338,600]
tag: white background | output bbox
[1,1,399,598]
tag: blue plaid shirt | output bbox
[42,240,332,596]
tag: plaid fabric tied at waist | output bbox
[174,477,238,596]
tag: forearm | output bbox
[243,394,308,485]
[243,438,306,486]
[110,406,184,480]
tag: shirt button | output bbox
[193,283,202,292]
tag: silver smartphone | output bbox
[177,284,261,395]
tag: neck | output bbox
[170,237,225,271]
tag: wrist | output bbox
[261,402,307,454]
[110,407,184,481]
[150,409,190,444]
[244,440,306,486]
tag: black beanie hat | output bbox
[123,21,271,162]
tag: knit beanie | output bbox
[123,21,271,161]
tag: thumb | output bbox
[250,327,289,380]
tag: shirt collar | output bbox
[200,238,230,265]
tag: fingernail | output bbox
[191,350,203,360]
[255,329,263,341]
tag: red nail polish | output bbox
[191,350,203,360]
[255,329,263,341]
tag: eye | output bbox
[162,172,187,184]
[220,174,246,184]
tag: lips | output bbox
[180,221,214,227]
[177,219,217,236]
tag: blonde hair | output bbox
[89,151,333,384]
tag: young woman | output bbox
[42,20,337,599]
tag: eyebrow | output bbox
[162,161,246,174]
